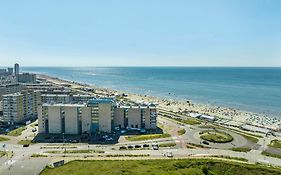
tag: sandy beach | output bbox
[38,74,281,131]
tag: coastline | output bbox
[37,73,281,131]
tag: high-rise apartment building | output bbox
[37,98,157,135]
[14,63,19,75]
[1,90,41,124]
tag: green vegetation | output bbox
[159,143,176,147]
[177,129,186,135]
[229,147,252,152]
[200,124,263,140]
[209,155,248,162]
[40,159,281,175]
[17,139,34,145]
[238,133,259,143]
[0,151,6,157]
[200,130,233,143]
[7,126,26,136]
[40,146,77,149]
[268,139,281,149]
[182,118,202,125]
[0,136,10,142]
[159,110,202,125]
[0,151,13,158]
[31,154,48,158]
[187,143,208,148]
[126,133,171,141]
[46,150,105,154]
[262,151,281,159]
[104,154,149,157]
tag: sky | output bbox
[0,0,281,67]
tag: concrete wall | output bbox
[64,106,78,134]
[128,108,141,128]
[48,106,62,134]
[37,105,44,133]
[98,103,112,133]
[113,108,125,128]
[81,107,91,133]
[144,108,151,129]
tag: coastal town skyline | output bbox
[1,0,281,67]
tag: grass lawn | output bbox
[7,126,26,136]
[0,151,13,158]
[0,151,6,157]
[238,133,259,143]
[17,139,34,145]
[0,136,10,142]
[268,139,281,149]
[230,147,252,152]
[40,159,281,175]
[46,150,105,154]
[177,129,186,135]
[262,151,281,159]
[126,133,171,141]
[200,130,233,143]
[182,118,202,125]
[159,143,176,147]
[31,154,48,158]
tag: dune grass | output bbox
[40,158,281,175]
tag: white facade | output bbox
[38,99,157,135]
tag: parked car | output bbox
[202,141,209,145]
[23,144,29,148]
[128,145,134,149]
[106,137,113,141]
[135,145,141,148]
[167,152,173,158]
[143,144,149,148]
[119,146,127,150]
[152,143,159,150]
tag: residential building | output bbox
[14,63,19,75]
[85,98,114,133]
[38,98,157,135]
[7,68,13,75]
[17,73,36,83]
[1,90,41,124]
[41,94,71,104]
[2,93,24,124]
[114,105,157,130]
[0,83,24,100]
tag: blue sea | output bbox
[21,67,281,117]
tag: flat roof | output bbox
[88,98,114,104]
[43,103,86,107]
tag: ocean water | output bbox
[22,67,281,117]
